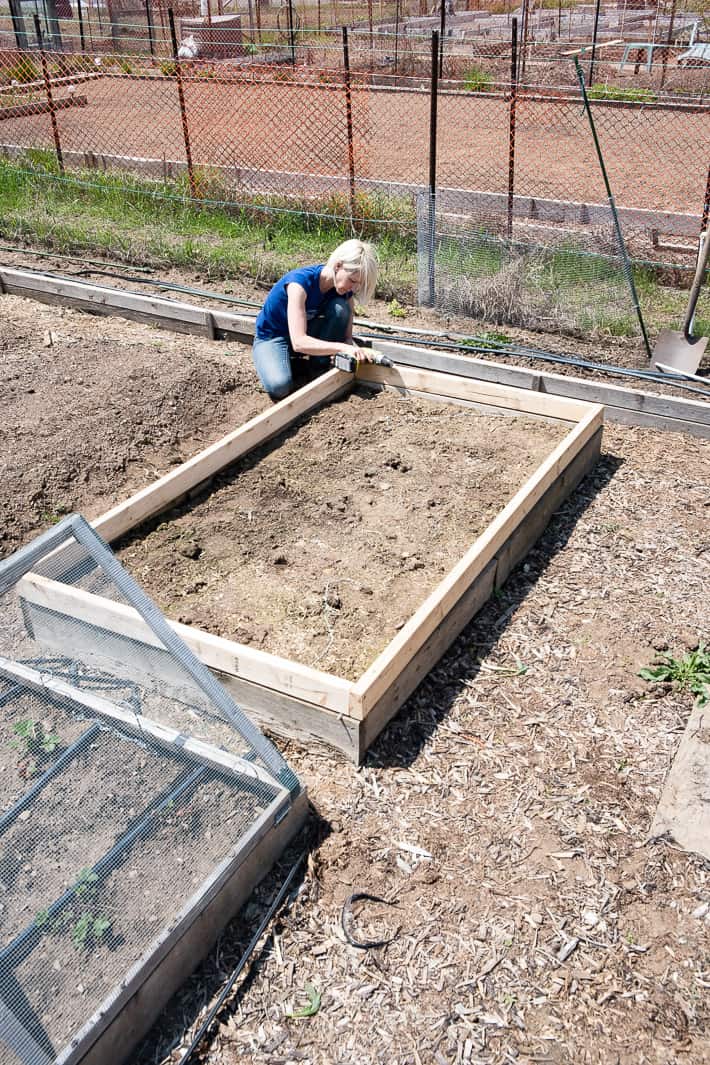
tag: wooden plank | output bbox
[61,788,308,1065]
[650,701,710,861]
[3,266,707,434]
[593,404,710,438]
[0,266,214,336]
[360,381,565,425]
[0,655,283,792]
[352,404,604,718]
[356,558,497,760]
[356,362,590,422]
[93,368,352,543]
[215,670,360,762]
[369,341,710,431]
[494,427,602,587]
[18,573,353,716]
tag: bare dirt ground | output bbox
[115,389,565,679]
[1,287,710,1065]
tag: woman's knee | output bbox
[267,378,294,402]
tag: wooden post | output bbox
[660,0,677,88]
[34,13,64,174]
[168,8,198,199]
[427,29,439,306]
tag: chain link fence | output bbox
[0,10,707,337]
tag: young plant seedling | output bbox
[639,643,710,706]
[71,913,112,951]
[12,719,61,778]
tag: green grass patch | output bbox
[587,83,657,104]
[0,153,417,294]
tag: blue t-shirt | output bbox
[255,264,348,341]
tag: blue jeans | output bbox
[252,296,350,402]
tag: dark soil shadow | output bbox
[365,448,624,770]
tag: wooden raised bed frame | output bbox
[20,359,604,762]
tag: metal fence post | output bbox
[168,8,198,199]
[507,16,518,242]
[287,0,296,66]
[588,0,601,84]
[394,0,400,74]
[145,0,155,56]
[34,13,64,175]
[77,0,86,51]
[438,0,445,79]
[701,161,710,237]
[427,29,439,306]
[342,26,357,231]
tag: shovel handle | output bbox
[684,229,710,341]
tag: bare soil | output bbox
[115,388,565,679]
[1,286,710,1065]
[0,291,268,559]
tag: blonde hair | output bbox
[326,239,379,304]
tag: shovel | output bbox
[651,230,710,375]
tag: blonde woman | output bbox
[252,239,379,401]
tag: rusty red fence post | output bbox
[342,26,357,232]
[33,13,64,174]
[507,15,518,241]
[168,8,198,199]
[427,29,439,305]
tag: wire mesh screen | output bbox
[417,191,645,342]
[0,514,299,1064]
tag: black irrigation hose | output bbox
[177,850,306,1065]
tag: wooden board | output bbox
[2,267,708,435]
[18,365,603,761]
[650,701,710,860]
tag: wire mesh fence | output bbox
[0,513,300,1064]
[0,11,707,337]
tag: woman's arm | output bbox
[286,285,369,360]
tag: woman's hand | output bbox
[339,343,373,363]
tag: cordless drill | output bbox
[334,349,393,373]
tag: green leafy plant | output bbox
[639,643,710,706]
[387,298,407,318]
[158,60,177,77]
[117,58,134,75]
[588,84,656,104]
[74,867,100,898]
[71,913,112,950]
[462,64,493,93]
[286,983,321,1019]
[12,720,61,777]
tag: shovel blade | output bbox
[651,330,708,375]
